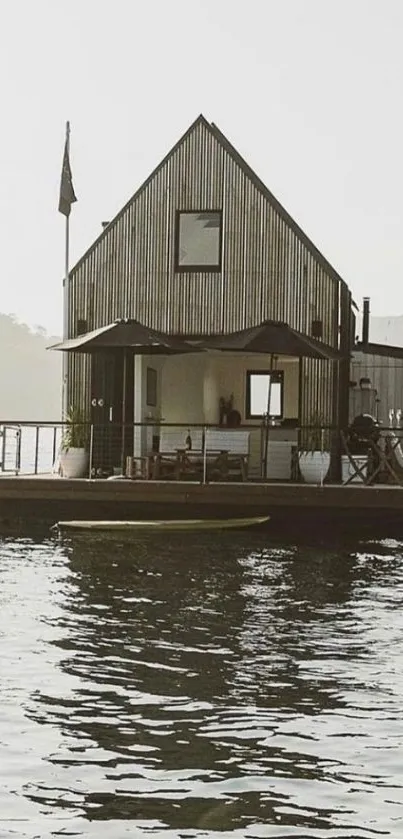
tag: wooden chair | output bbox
[382,431,403,485]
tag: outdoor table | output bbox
[175,448,230,481]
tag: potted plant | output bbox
[298,412,331,484]
[60,404,90,478]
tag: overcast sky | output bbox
[1,0,402,334]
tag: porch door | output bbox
[90,351,134,476]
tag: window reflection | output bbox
[176,211,221,269]
[247,372,283,418]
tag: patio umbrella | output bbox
[197,320,345,477]
[50,318,200,354]
[199,319,343,360]
[50,318,202,470]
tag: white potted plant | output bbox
[60,405,89,478]
[298,412,331,485]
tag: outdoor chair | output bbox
[341,427,403,485]
[382,431,403,485]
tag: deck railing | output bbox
[1,419,403,486]
[0,422,62,475]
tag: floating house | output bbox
[61,115,354,478]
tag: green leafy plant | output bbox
[300,411,330,453]
[62,404,90,451]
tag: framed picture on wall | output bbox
[146,367,157,407]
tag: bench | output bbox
[151,428,250,481]
[205,429,250,481]
[152,428,204,479]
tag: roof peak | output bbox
[69,113,346,290]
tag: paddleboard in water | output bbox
[56,516,270,533]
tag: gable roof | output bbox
[70,114,347,289]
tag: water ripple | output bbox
[0,530,402,837]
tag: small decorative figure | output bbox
[219,393,235,426]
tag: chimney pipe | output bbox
[362,297,370,344]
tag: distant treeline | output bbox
[0,314,61,421]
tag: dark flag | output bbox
[58,128,77,216]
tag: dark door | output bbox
[90,351,134,476]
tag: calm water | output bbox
[0,528,403,838]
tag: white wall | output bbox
[213,354,299,424]
[158,352,299,425]
[160,354,206,423]
[202,360,220,424]
[140,356,165,421]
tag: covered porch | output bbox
[127,350,300,481]
[51,318,343,481]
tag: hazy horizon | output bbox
[0,314,61,420]
[1,0,403,334]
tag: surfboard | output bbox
[56,516,270,533]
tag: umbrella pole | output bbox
[120,349,127,472]
[263,353,275,478]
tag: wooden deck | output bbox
[1,476,403,536]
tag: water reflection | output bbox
[0,529,402,836]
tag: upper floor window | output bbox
[175,211,222,271]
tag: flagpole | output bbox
[62,121,70,420]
